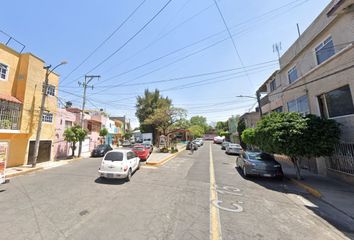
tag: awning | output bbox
[0,93,22,104]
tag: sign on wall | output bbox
[0,142,8,184]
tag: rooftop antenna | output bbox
[273,42,282,67]
[296,23,301,37]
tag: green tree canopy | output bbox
[248,112,340,179]
[144,106,187,136]
[99,127,108,137]
[64,125,88,157]
[241,128,256,146]
[190,115,208,132]
[188,125,204,138]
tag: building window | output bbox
[287,95,309,115]
[0,63,9,80]
[0,100,21,130]
[272,106,283,113]
[270,80,276,92]
[42,112,53,123]
[318,85,354,118]
[65,120,72,129]
[315,36,335,65]
[288,66,298,84]
[43,84,56,96]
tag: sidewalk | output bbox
[277,157,354,221]
[146,143,186,166]
[4,157,84,178]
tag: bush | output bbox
[241,128,256,147]
[160,147,169,153]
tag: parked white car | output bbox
[195,138,204,145]
[226,144,243,155]
[98,149,140,181]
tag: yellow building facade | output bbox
[0,44,58,167]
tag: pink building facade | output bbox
[53,108,76,159]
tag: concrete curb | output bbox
[146,147,186,167]
[288,177,322,198]
[5,167,44,178]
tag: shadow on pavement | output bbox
[94,177,126,185]
[234,166,354,238]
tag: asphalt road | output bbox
[0,142,350,240]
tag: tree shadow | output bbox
[234,166,354,238]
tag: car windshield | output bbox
[104,152,124,161]
[96,145,107,150]
[248,152,274,161]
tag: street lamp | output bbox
[32,61,67,167]
[236,94,263,117]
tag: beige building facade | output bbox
[259,0,354,142]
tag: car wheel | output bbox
[126,169,132,182]
[243,167,248,177]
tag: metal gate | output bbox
[328,143,354,175]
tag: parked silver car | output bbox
[225,143,242,155]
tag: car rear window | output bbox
[104,152,124,161]
[134,147,144,151]
[248,152,274,161]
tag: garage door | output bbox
[27,141,52,164]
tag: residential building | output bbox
[0,43,59,167]
[239,111,261,129]
[104,118,120,145]
[256,0,354,181]
[53,108,76,159]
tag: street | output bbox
[0,142,349,240]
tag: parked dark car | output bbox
[236,151,283,179]
[186,141,198,150]
[91,144,112,157]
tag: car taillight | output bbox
[245,161,255,166]
[124,165,128,171]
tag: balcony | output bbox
[0,99,21,131]
[259,95,270,107]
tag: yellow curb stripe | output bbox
[146,147,186,167]
[210,143,222,240]
[290,178,322,198]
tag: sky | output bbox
[1,0,331,128]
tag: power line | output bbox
[61,0,310,89]
[94,60,278,88]
[59,0,147,85]
[85,0,174,75]
[212,0,253,88]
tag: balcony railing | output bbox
[259,95,270,107]
[0,100,21,130]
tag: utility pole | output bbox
[32,61,67,167]
[273,42,282,67]
[78,75,100,156]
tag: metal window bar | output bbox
[328,143,354,175]
[0,100,21,130]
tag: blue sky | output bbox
[1,0,331,127]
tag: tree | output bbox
[241,128,256,146]
[99,128,108,144]
[144,106,186,136]
[237,118,246,148]
[64,125,87,158]
[190,115,208,132]
[188,125,204,138]
[250,112,340,179]
[77,127,88,157]
[174,118,191,130]
[215,121,228,136]
[135,89,171,130]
